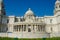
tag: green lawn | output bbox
[0,37,60,40]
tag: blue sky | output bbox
[4,0,56,17]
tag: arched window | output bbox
[50,19,52,23]
[28,28,31,32]
[7,19,9,23]
[56,6,57,8]
[59,5,60,8]
[15,18,18,22]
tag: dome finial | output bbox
[29,8,31,10]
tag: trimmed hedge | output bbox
[0,37,60,40]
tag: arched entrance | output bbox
[28,25,31,32]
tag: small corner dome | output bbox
[55,0,60,4]
[25,8,34,16]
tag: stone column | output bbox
[41,26,42,32]
[37,25,39,31]
[25,25,27,31]
[39,25,40,31]
[17,25,18,32]
[36,25,38,31]
[31,24,33,32]
[14,25,16,32]
[32,25,34,32]
[40,25,41,32]
[26,24,28,32]
[26,25,28,32]
[19,25,20,32]
[42,26,44,32]
[22,25,23,32]
[35,25,36,32]
[38,25,39,31]
[42,26,43,32]
[20,25,22,32]
[18,25,19,32]
[16,25,18,32]
[0,26,2,32]
[24,25,26,32]
[22,25,24,32]
[43,26,44,32]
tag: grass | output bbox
[0,37,60,40]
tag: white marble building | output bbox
[0,0,60,38]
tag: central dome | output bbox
[25,8,34,16]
